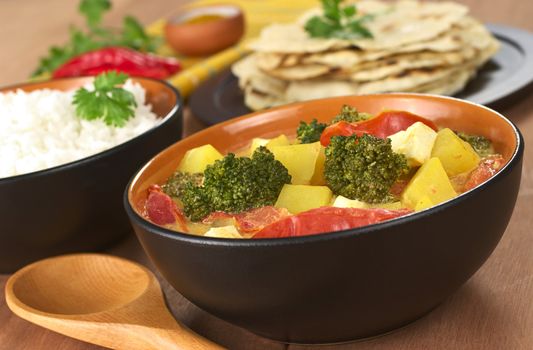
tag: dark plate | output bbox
[190,24,533,125]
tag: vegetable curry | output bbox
[143,106,504,239]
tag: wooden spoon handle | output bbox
[6,295,224,350]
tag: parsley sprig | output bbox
[73,71,137,127]
[305,0,373,40]
[33,0,159,77]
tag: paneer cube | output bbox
[431,128,480,176]
[248,138,269,155]
[333,196,405,210]
[270,142,321,185]
[248,134,291,155]
[179,144,223,174]
[204,225,243,239]
[275,184,333,214]
[332,196,369,209]
[388,122,437,166]
[401,157,457,211]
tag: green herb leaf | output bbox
[342,4,356,17]
[79,0,111,29]
[346,21,373,38]
[69,28,103,53]
[323,0,342,22]
[73,71,137,127]
[305,0,373,40]
[33,0,159,77]
[32,46,71,77]
[32,29,102,77]
[120,16,160,52]
[93,70,128,89]
[304,16,336,38]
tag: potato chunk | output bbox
[270,142,321,185]
[431,128,480,176]
[275,184,332,214]
[179,144,223,174]
[310,146,326,185]
[389,122,437,166]
[374,201,406,210]
[401,157,457,211]
[265,134,290,149]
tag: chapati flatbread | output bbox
[250,1,468,53]
[261,48,477,82]
[232,0,499,110]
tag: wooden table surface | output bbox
[0,1,532,349]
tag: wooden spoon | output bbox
[5,253,223,350]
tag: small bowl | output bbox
[0,77,182,272]
[165,4,245,56]
[125,94,523,343]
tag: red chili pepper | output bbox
[52,47,181,79]
[320,110,438,146]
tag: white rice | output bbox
[0,80,160,178]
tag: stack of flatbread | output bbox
[232,0,499,110]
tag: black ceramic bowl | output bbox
[0,77,182,273]
[125,94,523,343]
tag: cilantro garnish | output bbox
[73,71,137,127]
[304,0,373,40]
[79,0,111,29]
[32,0,159,77]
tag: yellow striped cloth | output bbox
[146,0,314,97]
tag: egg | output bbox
[165,5,245,56]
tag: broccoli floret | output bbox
[296,106,373,144]
[331,105,373,123]
[180,182,212,222]
[297,118,327,144]
[324,134,408,203]
[162,171,203,198]
[181,146,291,221]
[456,131,494,157]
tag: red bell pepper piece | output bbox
[253,206,413,238]
[320,110,438,146]
[53,47,181,79]
[145,185,187,231]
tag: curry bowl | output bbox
[0,77,182,272]
[125,94,522,343]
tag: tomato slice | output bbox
[253,207,413,238]
[463,155,505,191]
[145,185,187,231]
[320,110,438,146]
